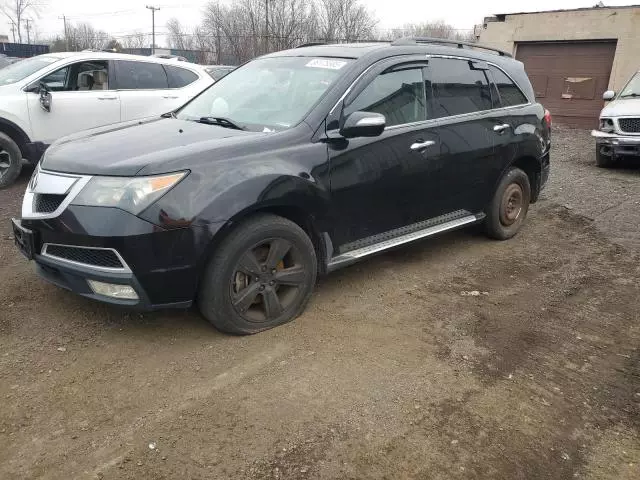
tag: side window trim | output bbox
[425,54,532,110]
[33,59,112,92]
[487,64,530,109]
[162,64,201,90]
[343,60,429,129]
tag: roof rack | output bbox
[391,37,512,57]
[295,42,327,48]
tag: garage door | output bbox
[515,41,617,128]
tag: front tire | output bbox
[197,214,317,334]
[595,145,615,168]
[0,132,23,189]
[485,167,531,240]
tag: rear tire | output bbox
[197,214,317,335]
[485,167,531,240]
[595,146,615,168]
[0,132,23,189]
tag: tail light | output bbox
[544,109,552,128]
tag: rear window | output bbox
[165,65,199,88]
[489,65,528,107]
[427,57,492,118]
[115,61,168,89]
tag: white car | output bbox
[0,51,213,187]
[591,70,640,168]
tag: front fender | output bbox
[140,156,331,230]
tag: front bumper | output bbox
[591,130,640,157]
[17,206,223,310]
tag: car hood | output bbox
[600,98,640,117]
[41,117,265,176]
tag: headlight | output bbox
[599,118,614,132]
[71,171,187,214]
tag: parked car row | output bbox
[10,38,552,334]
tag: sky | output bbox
[3,0,638,46]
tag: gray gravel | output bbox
[541,125,640,251]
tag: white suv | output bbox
[0,52,213,187]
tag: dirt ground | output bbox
[1,126,639,480]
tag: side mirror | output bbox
[603,90,616,101]
[339,111,386,139]
[39,83,52,112]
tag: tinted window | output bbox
[115,61,168,89]
[427,58,492,118]
[165,65,198,88]
[490,65,528,107]
[346,67,426,127]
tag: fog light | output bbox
[87,280,139,300]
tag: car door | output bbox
[26,60,120,143]
[327,59,451,248]
[114,60,172,121]
[422,56,498,214]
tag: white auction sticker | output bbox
[305,59,348,70]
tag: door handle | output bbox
[493,123,511,133]
[98,95,117,100]
[410,140,435,151]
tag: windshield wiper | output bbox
[620,93,639,98]
[161,111,177,118]
[197,116,246,130]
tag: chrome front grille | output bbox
[41,244,130,272]
[22,165,92,220]
[34,193,66,213]
[618,118,640,133]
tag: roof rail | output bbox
[391,37,512,57]
[295,42,327,48]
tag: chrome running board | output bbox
[327,213,482,272]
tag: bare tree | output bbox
[166,18,196,50]
[316,0,376,42]
[200,0,375,64]
[0,0,39,43]
[66,22,110,51]
[384,21,475,43]
[121,31,149,49]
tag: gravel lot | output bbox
[1,126,639,480]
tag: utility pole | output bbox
[25,19,31,44]
[145,5,160,55]
[59,15,69,50]
[264,0,269,53]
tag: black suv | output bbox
[12,38,551,334]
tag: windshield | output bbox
[0,55,60,86]
[619,72,640,98]
[178,56,353,131]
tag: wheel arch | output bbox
[509,155,542,203]
[0,117,30,158]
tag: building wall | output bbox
[478,7,640,92]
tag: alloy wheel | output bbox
[229,238,307,323]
